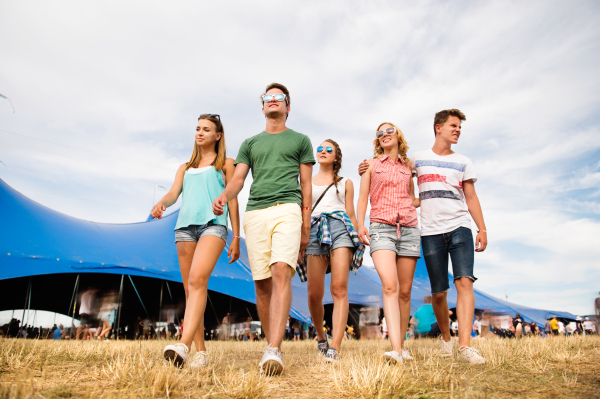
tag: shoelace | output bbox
[174,343,189,353]
[460,346,481,356]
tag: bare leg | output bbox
[516,323,522,338]
[372,250,401,353]
[306,255,329,342]
[396,256,417,350]
[255,278,272,343]
[179,236,225,352]
[268,262,293,348]
[432,291,452,342]
[455,277,475,348]
[329,247,351,351]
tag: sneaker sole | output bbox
[323,356,339,363]
[261,359,284,376]
[163,350,186,368]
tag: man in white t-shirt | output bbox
[412,109,487,365]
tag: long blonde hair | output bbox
[186,114,226,171]
[373,122,409,166]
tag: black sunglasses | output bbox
[199,114,222,130]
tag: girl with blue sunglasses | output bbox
[296,139,364,362]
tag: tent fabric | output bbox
[0,178,576,326]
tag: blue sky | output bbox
[1,1,599,315]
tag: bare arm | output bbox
[344,179,360,232]
[463,180,487,252]
[299,163,313,257]
[213,163,250,216]
[223,158,240,264]
[356,161,372,245]
[151,164,186,219]
[409,177,420,208]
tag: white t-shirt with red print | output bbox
[411,149,477,236]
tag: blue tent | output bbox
[0,178,576,326]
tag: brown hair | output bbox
[372,122,410,167]
[324,139,342,193]
[433,109,466,137]
[185,114,226,171]
[263,82,290,106]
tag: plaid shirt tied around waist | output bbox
[296,211,365,283]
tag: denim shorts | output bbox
[306,217,354,256]
[369,223,421,257]
[175,222,228,243]
[421,227,476,294]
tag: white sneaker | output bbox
[401,349,413,361]
[259,345,284,376]
[438,338,453,358]
[189,351,208,369]
[163,343,189,368]
[457,346,485,365]
[383,351,402,364]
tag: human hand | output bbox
[151,202,166,219]
[212,194,228,216]
[357,225,370,245]
[358,159,369,176]
[475,231,487,252]
[228,239,240,264]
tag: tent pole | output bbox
[207,291,220,327]
[128,275,149,318]
[158,281,163,335]
[116,274,124,340]
[70,274,80,338]
[67,275,80,317]
[20,277,31,338]
[165,281,180,325]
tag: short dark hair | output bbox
[433,109,466,137]
[263,82,290,107]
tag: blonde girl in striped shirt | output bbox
[356,122,420,364]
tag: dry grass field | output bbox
[1,336,599,398]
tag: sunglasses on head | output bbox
[317,146,333,153]
[376,127,396,138]
[261,93,287,102]
[199,114,222,129]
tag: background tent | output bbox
[0,177,576,330]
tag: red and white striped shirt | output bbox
[369,155,418,237]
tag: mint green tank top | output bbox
[174,166,228,230]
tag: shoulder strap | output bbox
[313,177,343,213]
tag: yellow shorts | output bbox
[243,203,302,280]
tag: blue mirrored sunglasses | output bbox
[262,93,286,102]
[317,146,333,153]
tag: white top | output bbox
[79,291,93,315]
[187,166,212,174]
[382,317,387,332]
[311,177,349,218]
[411,149,477,236]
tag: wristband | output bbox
[302,207,312,210]
[477,229,487,233]
[232,235,240,239]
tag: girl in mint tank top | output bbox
[150,114,240,368]
[356,122,420,364]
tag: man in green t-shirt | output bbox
[213,83,314,375]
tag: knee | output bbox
[432,293,446,304]
[271,263,292,283]
[454,277,473,290]
[398,289,411,303]
[188,274,209,292]
[307,289,323,305]
[381,282,399,297]
[330,283,348,301]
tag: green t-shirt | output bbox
[235,129,315,211]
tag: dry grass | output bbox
[1,336,599,398]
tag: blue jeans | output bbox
[174,221,228,243]
[421,227,476,294]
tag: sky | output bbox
[1,1,599,316]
